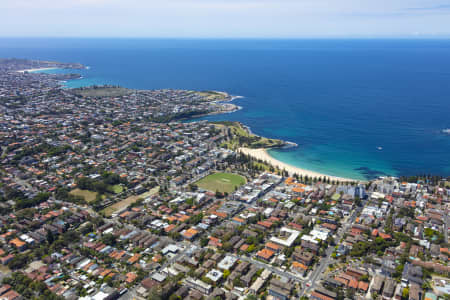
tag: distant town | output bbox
[0,59,449,300]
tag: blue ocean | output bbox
[1,38,450,180]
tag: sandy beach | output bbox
[16,67,58,73]
[239,147,359,182]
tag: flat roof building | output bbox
[205,269,222,283]
[270,227,301,247]
[217,255,237,271]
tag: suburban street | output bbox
[445,213,449,244]
[298,200,364,297]
[230,254,306,284]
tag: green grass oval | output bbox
[195,172,246,193]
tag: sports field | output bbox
[102,186,159,216]
[195,172,246,193]
[69,188,98,202]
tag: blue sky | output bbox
[1,0,450,38]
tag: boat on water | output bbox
[377,146,383,150]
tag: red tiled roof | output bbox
[311,291,334,300]
[288,222,303,231]
[348,278,358,289]
[240,244,249,251]
[256,248,274,260]
[265,242,281,251]
[378,233,392,240]
[257,221,273,228]
[358,281,369,291]
[292,261,308,270]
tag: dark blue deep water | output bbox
[1,38,450,180]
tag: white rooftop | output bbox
[161,244,179,255]
[217,255,237,270]
[310,228,329,241]
[206,269,223,282]
[301,234,319,244]
[152,272,167,282]
[270,227,301,247]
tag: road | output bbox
[229,254,306,284]
[445,213,449,244]
[119,242,190,300]
[298,201,365,297]
[117,198,365,300]
[152,241,191,274]
[12,176,37,193]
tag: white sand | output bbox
[16,67,58,73]
[239,147,359,182]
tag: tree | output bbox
[2,272,64,300]
[233,276,242,287]
[188,212,203,225]
[80,222,94,235]
[200,237,209,247]
[402,287,409,300]
[185,198,194,206]
[14,192,51,209]
[223,269,231,280]
[222,242,233,252]
[422,280,431,290]
[393,264,404,279]
[188,184,198,192]
[345,288,355,299]
[101,233,116,246]
[246,244,255,253]
[46,229,55,244]
[147,288,163,300]
[7,254,29,270]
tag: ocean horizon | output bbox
[2,38,450,180]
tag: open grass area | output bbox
[111,184,124,194]
[195,172,246,193]
[69,188,98,202]
[188,90,229,101]
[213,121,285,149]
[139,189,159,199]
[102,186,159,217]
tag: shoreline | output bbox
[21,69,359,181]
[207,94,359,182]
[239,123,298,148]
[238,147,361,183]
[17,67,59,73]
